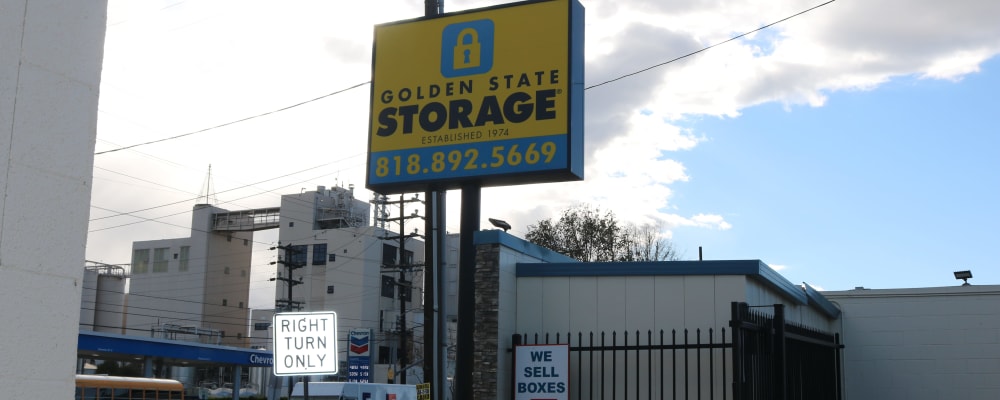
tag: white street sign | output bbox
[272,312,339,376]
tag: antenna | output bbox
[198,164,218,205]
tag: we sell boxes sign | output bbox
[514,344,569,400]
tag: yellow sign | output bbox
[416,383,431,400]
[367,0,584,194]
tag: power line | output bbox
[94,81,370,155]
[586,0,838,90]
[92,1,835,155]
[90,155,362,223]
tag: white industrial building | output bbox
[273,185,432,382]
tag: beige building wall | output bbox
[128,204,252,347]
[824,285,1000,400]
[0,1,107,397]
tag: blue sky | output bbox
[670,57,999,290]
[89,0,1000,307]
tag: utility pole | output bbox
[270,243,305,398]
[271,243,305,312]
[375,194,423,384]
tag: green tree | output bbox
[526,204,678,262]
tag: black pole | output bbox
[455,184,480,400]
[434,192,447,400]
[424,190,447,400]
[423,189,435,391]
[773,304,787,400]
[423,3,443,398]
[398,195,409,384]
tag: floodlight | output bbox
[954,270,973,286]
[488,218,511,232]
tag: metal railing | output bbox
[514,328,732,400]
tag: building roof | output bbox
[475,229,840,319]
[78,331,272,367]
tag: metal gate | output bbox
[730,302,843,400]
[514,302,842,400]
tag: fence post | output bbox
[511,334,521,400]
[773,304,787,400]
[729,302,743,400]
[835,332,843,400]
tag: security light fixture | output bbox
[488,218,511,232]
[954,270,973,286]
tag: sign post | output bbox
[368,1,584,398]
[272,312,339,377]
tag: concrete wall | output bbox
[0,0,107,397]
[518,274,748,334]
[824,286,1000,400]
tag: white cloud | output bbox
[91,0,1000,272]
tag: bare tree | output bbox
[526,204,678,262]
[620,221,678,261]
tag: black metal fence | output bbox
[513,302,843,400]
[730,302,843,400]
[514,328,732,400]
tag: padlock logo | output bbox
[441,19,494,78]
[453,28,481,70]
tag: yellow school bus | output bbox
[75,374,184,400]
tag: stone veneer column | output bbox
[472,242,502,399]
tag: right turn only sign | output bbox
[272,311,339,376]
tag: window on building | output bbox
[382,244,397,267]
[378,346,393,364]
[328,254,336,262]
[288,245,308,266]
[381,275,396,299]
[381,244,414,267]
[222,299,228,306]
[179,246,190,272]
[312,243,328,266]
[224,266,230,275]
[243,239,249,246]
[327,285,335,294]
[241,269,247,277]
[153,248,169,272]
[132,249,149,274]
[239,301,244,309]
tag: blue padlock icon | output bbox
[453,28,481,70]
[441,19,493,78]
